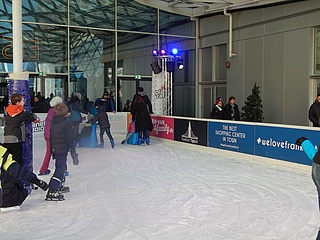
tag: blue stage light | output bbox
[171,48,178,55]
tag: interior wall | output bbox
[199,0,320,125]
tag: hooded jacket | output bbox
[4,105,38,143]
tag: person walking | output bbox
[90,106,115,148]
[223,96,240,121]
[309,93,320,127]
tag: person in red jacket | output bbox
[3,94,39,166]
[0,144,48,212]
[38,96,63,175]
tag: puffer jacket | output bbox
[50,116,75,154]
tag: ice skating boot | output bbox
[98,141,104,148]
[110,139,115,148]
[121,140,126,144]
[58,185,70,194]
[146,138,150,145]
[137,138,142,145]
[45,188,65,201]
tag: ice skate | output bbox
[58,185,70,194]
[38,169,51,176]
[98,141,104,148]
[0,206,21,212]
[121,140,126,144]
[146,138,150,145]
[45,189,65,201]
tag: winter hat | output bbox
[215,99,222,105]
[50,96,63,107]
[75,93,82,99]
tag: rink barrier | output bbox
[150,115,320,166]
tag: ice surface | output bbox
[1,132,318,240]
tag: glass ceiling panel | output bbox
[70,0,115,29]
[117,0,157,33]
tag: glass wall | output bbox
[315,27,320,74]
[0,0,196,115]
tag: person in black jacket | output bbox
[3,94,39,166]
[309,94,320,127]
[91,106,115,148]
[0,144,48,212]
[210,98,224,119]
[223,96,240,121]
[131,95,153,145]
[132,87,153,114]
[46,103,78,201]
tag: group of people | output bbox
[0,86,154,210]
[210,96,240,121]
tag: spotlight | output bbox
[171,48,178,55]
[160,49,166,56]
[152,49,159,56]
[150,60,162,74]
[177,58,184,70]
[166,60,175,72]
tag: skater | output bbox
[90,106,115,148]
[0,144,48,212]
[121,121,135,144]
[3,94,39,166]
[132,87,153,114]
[296,136,320,239]
[130,95,153,145]
[38,96,63,175]
[46,103,78,201]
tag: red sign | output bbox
[150,116,174,140]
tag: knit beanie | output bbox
[50,96,63,107]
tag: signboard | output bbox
[255,126,319,165]
[208,122,255,154]
[174,119,207,146]
[150,115,174,140]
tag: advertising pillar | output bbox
[9,72,33,172]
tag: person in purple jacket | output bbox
[38,96,62,175]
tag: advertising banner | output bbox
[151,72,164,115]
[208,122,255,154]
[255,126,319,165]
[150,116,174,140]
[174,119,207,146]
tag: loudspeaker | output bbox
[166,60,175,72]
[150,61,162,74]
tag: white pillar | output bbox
[12,0,23,73]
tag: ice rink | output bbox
[1,131,319,240]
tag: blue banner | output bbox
[255,126,319,165]
[208,122,255,154]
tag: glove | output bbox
[71,152,79,165]
[295,137,308,146]
[31,177,48,191]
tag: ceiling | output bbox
[134,0,306,18]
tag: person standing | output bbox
[46,103,77,201]
[95,92,115,112]
[210,97,224,119]
[309,94,320,127]
[130,95,153,145]
[38,96,63,175]
[3,94,39,166]
[132,87,153,114]
[223,96,240,121]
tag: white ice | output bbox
[1,132,319,240]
